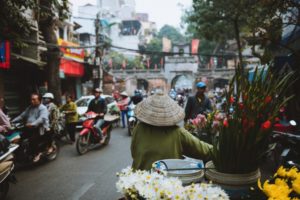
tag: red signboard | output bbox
[60,58,84,77]
[0,41,10,69]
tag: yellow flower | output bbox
[277,166,288,177]
[259,178,292,198]
[287,167,299,179]
[292,177,300,194]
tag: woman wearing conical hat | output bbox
[131,92,213,170]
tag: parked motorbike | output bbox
[76,111,117,155]
[0,137,18,199]
[270,120,300,169]
[127,104,137,136]
[6,123,59,165]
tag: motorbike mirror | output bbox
[289,120,297,126]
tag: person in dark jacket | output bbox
[87,88,107,142]
[184,82,212,122]
[129,90,143,105]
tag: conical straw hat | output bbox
[135,93,185,126]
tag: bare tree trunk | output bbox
[39,20,62,105]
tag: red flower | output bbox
[242,118,248,128]
[238,103,244,110]
[230,96,235,103]
[261,120,272,131]
[264,96,272,104]
[223,119,229,128]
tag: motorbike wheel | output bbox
[46,140,60,161]
[103,127,111,145]
[76,134,90,155]
[0,180,9,200]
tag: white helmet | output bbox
[43,93,54,99]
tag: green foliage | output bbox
[0,0,69,45]
[185,0,300,63]
[212,66,295,173]
[0,0,34,43]
[157,25,186,43]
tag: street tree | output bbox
[0,0,69,104]
[186,0,300,65]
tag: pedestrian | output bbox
[131,93,213,170]
[184,82,212,122]
[60,95,78,143]
[0,97,10,133]
[117,92,130,128]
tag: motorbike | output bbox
[0,138,18,199]
[76,111,118,155]
[5,123,59,165]
[269,120,300,169]
[127,104,137,136]
[176,94,185,107]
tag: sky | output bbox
[70,0,192,29]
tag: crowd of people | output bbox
[0,81,223,170]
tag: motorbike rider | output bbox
[12,93,50,162]
[184,82,212,122]
[0,97,10,133]
[87,88,107,143]
[42,93,59,132]
[129,89,143,105]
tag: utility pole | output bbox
[94,12,103,90]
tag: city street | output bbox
[7,128,132,200]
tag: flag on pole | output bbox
[162,37,172,52]
[108,58,113,68]
[191,39,200,55]
[122,60,126,69]
[146,58,150,69]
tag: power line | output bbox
[20,39,256,58]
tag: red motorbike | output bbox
[76,111,114,155]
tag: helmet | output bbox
[196,82,206,88]
[43,93,54,99]
[94,88,103,93]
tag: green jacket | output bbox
[60,102,78,123]
[131,122,213,171]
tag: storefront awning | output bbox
[60,58,84,77]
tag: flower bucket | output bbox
[205,161,261,199]
[152,158,205,185]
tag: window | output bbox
[76,98,91,107]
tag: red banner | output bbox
[0,41,10,69]
[108,58,113,68]
[122,60,127,69]
[191,39,200,54]
[146,58,150,69]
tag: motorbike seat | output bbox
[0,161,13,175]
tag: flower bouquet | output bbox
[116,167,229,200]
[258,166,300,199]
[211,66,294,174]
[185,112,225,144]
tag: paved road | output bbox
[7,127,132,200]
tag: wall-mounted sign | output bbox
[0,41,10,69]
[58,38,84,63]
